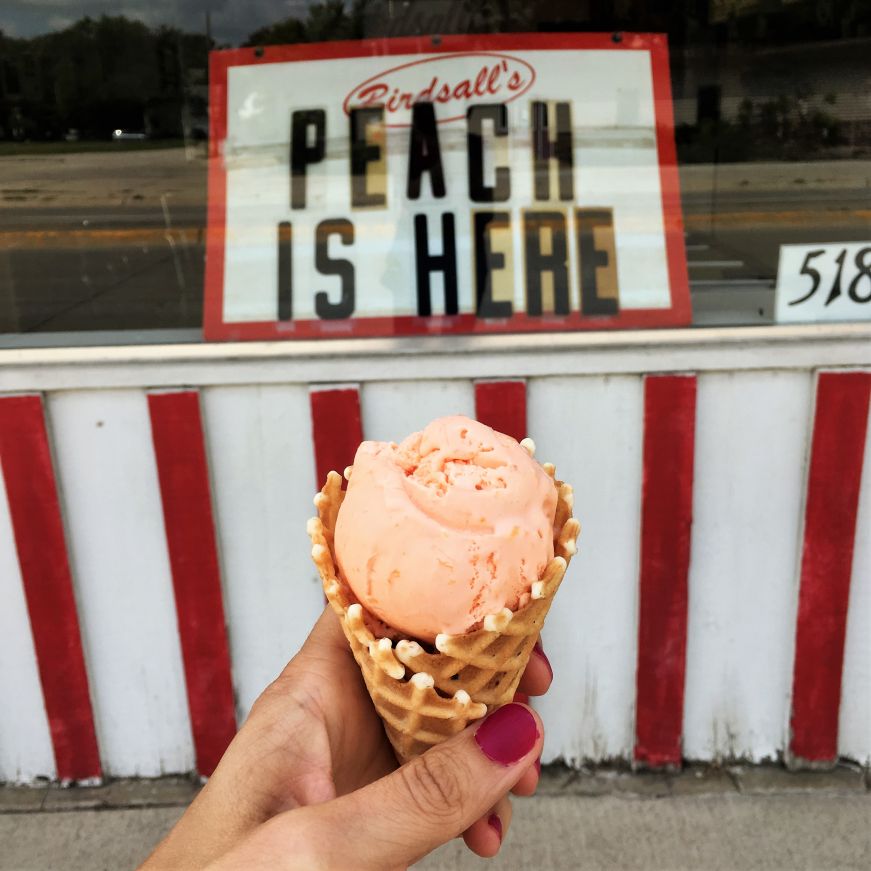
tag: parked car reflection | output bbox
[112,129,148,141]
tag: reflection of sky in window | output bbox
[0,0,316,45]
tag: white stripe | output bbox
[47,390,193,776]
[0,468,56,783]
[201,385,322,722]
[683,371,813,761]
[360,380,475,441]
[838,398,871,765]
[529,375,644,764]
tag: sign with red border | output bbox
[205,33,690,341]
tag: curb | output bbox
[2,764,868,815]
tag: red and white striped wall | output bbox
[0,327,868,782]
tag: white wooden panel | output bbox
[360,380,475,442]
[0,469,56,783]
[839,399,871,764]
[47,390,193,776]
[529,375,644,764]
[201,385,322,722]
[683,371,813,762]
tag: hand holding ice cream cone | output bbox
[309,415,580,763]
[139,416,569,869]
[141,604,550,869]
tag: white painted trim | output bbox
[0,324,869,391]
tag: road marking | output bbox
[688,260,745,268]
[691,279,772,287]
[0,208,869,250]
[684,209,871,229]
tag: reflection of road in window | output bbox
[0,1,869,342]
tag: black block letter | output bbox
[576,208,619,315]
[467,104,510,202]
[474,211,512,319]
[315,219,355,319]
[291,109,326,209]
[523,210,569,316]
[414,213,458,316]
[531,101,573,201]
[350,106,386,208]
[407,103,446,199]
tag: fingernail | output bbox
[513,690,530,705]
[488,813,503,842]
[474,703,540,765]
[533,640,553,681]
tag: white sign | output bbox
[775,242,871,324]
[204,34,690,341]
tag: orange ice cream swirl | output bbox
[333,416,558,643]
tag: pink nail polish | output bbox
[474,703,540,765]
[488,813,503,842]
[533,640,553,681]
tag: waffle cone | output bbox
[307,459,580,764]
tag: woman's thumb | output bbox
[311,702,543,869]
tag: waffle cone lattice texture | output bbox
[308,462,580,763]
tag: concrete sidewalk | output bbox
[1,766,868,870]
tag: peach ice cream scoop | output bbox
[333,415,558,642]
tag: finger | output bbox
[510,756,541,796]
[286,605,349,669]
[279,606,398,792]
[502,692,539,794]
[268,608,348,690]
[462,794,513,858]
[291,702,543,870]
[517,638,553,696]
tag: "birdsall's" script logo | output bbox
[343,52,536,126]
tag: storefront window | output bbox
[1,1,868,346]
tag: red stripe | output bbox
[475,381,527,443]
[310,388,364,486]
[790,371,871,763]
[148,391,237,777]
[634,375,697,768]
[0,395,101,781]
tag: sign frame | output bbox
[204,32,691,341]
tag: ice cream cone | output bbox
[307,458,580,764]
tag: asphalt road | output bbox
[0,212,206,336]
[1,151,869,338]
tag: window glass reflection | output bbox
[0,1,868,342]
